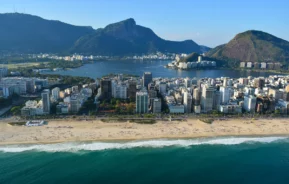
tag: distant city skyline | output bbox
[0,0,288,47]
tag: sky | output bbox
[0,0,288,47]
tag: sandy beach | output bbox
[1,118,289,145]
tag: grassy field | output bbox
[2,62,47,69]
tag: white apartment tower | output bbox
[201,85,214,112]
[184,78,192,88]
[52,87,60,100]
[243,95,257,113]
[220,86,233,104]
[183,92,192,113]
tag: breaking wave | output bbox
[0,137,287,153]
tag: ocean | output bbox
[1,137,289,184]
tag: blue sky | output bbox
[0,0,288,47]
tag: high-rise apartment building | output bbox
[184,78,192,88]
[159,82,167,94]
[183,92,192,113]
[52,87,60,100]
[112,83,127,99]
[143,72,152,89]
[152,98,162,113]
[193,88,201,106]
[213,90,221,110]
[41,89,50,114]
[201,85,214,112]
[101,78,112,99]
[220,86,234,104]
[136,90,149,113]
[243,95,257,113]
[128,80,137,100]
[253,77,265,89]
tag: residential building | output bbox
[219,104,242,114]
[159,82,167,94]
[41,89,50,114]
[70,95,81,113]
[183,92,192,113]
[112,83,127,99]
[253,78,265,89]
[152,98,162,113]
[101,78,112,99]
[243,95,257,112]
[220,86,233,104]
[136,91,149,113]
[201,85,214,112]
[193,88,201,106]
[143,72,152,89]
[213,91,221,110]
[128,80,137,100]
[184,78,192,88]
[52,87,60,100]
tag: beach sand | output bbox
[1,118,289,145]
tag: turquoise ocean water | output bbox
[1,137,289,184]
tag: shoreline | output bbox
[0,134,288,146]
[165,66,288,75]
[1,118,289,146]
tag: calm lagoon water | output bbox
[45,60,280,78]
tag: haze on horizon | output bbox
[0,0,288,48]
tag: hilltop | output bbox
[0,13,95,53]
[0,13,209,55]
[206,30,289,64]
[70,18,209,56]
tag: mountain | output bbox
[0,13,210,55]
[0,13,95,53]
[71,18,209,56]
[206,30,289,63]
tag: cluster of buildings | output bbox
[0,77,48,98]
[128,52,175,60]
[97,72,162,113]
[32,54,96,61]
[240,62,282,70]
[0,67,8,78]
[98,72,289,115]
[167,56,216,70]
[5,60,289,116]
[158,75,289,114]
[21,90,51,116]
[21,84,95,116]
[31,52,175,62]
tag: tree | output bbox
[274,109,281,117]
[89,111,95,116]
[10,106,21,115]
[127,103,135,114]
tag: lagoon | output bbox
[45,60,280,78]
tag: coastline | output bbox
[1,118,289,146]
[165,66,288,75]
[233,68,289,75]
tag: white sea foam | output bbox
[0,137,287,153]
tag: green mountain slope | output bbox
[206,30,289,63]
[71,18,210,56]
[0,13,95,53]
